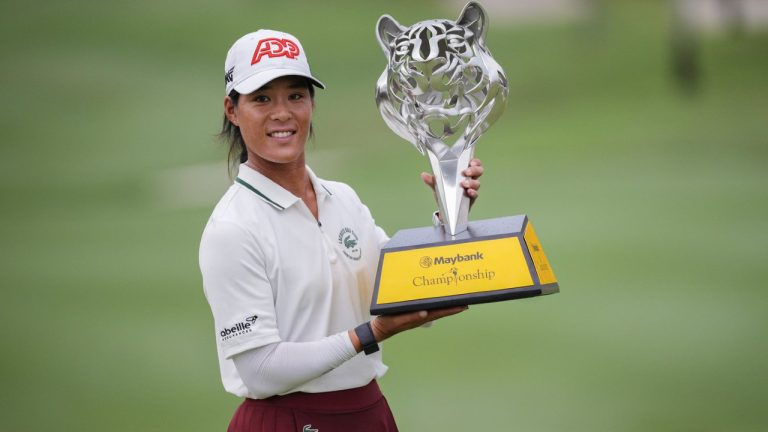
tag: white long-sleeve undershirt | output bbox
[232,331,358,399]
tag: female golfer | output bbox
[200,29,484,432]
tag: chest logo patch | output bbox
[338,227,361,261]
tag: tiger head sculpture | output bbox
[375,1,508,157]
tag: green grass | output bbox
[1,0,766,430]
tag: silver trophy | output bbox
[371,2,558,315]
[376,1,508,236]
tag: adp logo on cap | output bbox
[224,29,325,95]
[251,38,300,64]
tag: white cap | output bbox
[224,29,325,95]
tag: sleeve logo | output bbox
[219,314,259,342]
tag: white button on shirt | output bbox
[200,164,389,398]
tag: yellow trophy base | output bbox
[371,215,558,315]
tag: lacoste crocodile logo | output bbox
[338,227,361,261]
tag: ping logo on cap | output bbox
[251,38,300,64]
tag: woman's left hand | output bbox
[421,158,484,208]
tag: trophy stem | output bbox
[426,146,474,236]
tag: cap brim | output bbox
[233,68,325,95]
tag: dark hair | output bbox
[219,78,316,178]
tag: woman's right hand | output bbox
[370,306,468,343]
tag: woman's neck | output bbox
[247,157,309,195]
[246,156,319,220]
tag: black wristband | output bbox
[354,322,379,355]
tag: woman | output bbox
[200,29,484,432]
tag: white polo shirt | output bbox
[199,163,390,398]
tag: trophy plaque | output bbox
[371,2,559,315]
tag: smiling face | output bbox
[225,75,314,170]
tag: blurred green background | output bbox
[1,0,766,430]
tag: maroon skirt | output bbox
[228,380,399,432]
